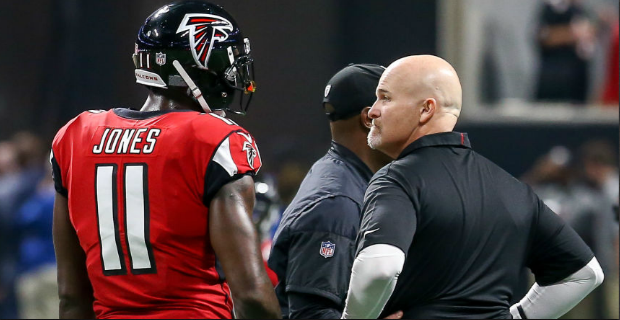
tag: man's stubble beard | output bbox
[367,126,382,150]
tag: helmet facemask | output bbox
[221,39,256,115]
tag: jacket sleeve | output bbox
[284,196,361,316]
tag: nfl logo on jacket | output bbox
[320,241,335,258]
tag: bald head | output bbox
[385,55,462,117]
[367,55,463,158]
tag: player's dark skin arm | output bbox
[210,176,281,319]
[52,193,96,319]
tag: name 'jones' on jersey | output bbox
[93,128,161,155]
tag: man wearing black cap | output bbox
[268,64,394,319]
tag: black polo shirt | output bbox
[269,141,373,319]
[357,132,594,319]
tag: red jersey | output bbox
[51,108,262,319]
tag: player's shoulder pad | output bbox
[191,112,249,141]
[222,128,262,175]
[53,109,112,147]
[52,111,88,145]
[190,113,262,174]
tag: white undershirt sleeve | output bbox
[341,244,406,319]
[510,257,604,319]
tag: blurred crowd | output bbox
[534,0,618,105]
[0,132,56,319]
[480,0,619,106]
[521,139,619,319]
[0,132,617,319]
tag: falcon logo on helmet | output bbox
[176,14,234,69]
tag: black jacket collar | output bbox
[398,132,471,159]
[329,141,374,182]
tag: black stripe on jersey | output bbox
[215,257,226,282]
[113,108,195,120]
[214,256,231,307]
[50,154,68,197]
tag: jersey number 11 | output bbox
[95,163,157,276]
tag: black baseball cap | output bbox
[323,63,385,121]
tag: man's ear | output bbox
[419,99,436,124]
[361,107,373,129]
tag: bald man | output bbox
[341,55,603,319]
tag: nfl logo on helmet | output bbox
[320,241,335,258]
[156,52,166,66]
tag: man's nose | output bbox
[368,102,380,119]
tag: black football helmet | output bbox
[133,1,256,114]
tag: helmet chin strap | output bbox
[172,60,212,113]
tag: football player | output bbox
[51,1,279,319]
